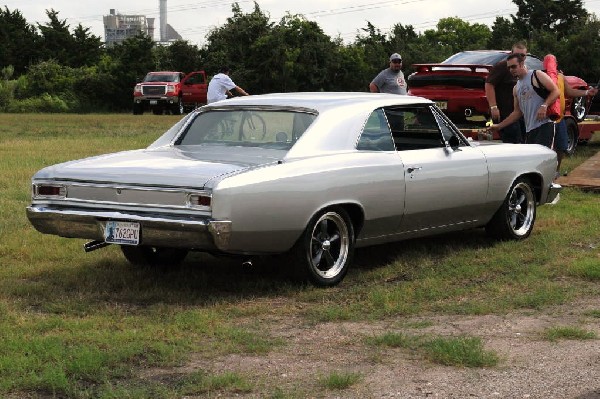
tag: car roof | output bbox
[204,92,434,159]
[207,92,432,114]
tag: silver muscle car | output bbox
[27,93,561,286]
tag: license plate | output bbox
[104,221,140,245]
[149,100,158,105]
[435,101,448,110]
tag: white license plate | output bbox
[435,101,448,110]
[149,100,158,105]
[104,221,140,245]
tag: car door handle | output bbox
[407,166,422,173]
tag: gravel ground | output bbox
[147,299,600,398]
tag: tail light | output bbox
[33,183,66,199]
[187,192,212,210]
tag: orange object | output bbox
[543,54,562,120]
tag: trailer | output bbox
[460,115,600,155]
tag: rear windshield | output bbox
[442,52,507,66]
[177,109,317,150]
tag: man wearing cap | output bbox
[369,53,407,95]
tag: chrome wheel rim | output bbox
[309,212,350,279]
[572,96,586,120]
[507,182,535,237]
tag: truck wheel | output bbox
[172,98,184,115]
[133,104,143,115]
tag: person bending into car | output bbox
[485,42,528,143]
[369,53,408,95]
[488,53,559,148]
[207,66,249,104]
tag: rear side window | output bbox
[385,105,445,151]
[357,109,395,151]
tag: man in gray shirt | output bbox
[369,53,408,95]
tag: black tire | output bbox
[120,245,188,267]
[485,177,537,240]
[289,206,355,287]
[570,96,587,122]
[133,104,143,115]
[564,117,579,155]
[171,97,184,115]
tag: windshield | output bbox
[177,109,317,150]
[143,73,180,83]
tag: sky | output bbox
[3,0,600,47]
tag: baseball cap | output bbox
[389,53,402,61]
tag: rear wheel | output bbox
[485,177,536,240]
[289,206,354,287]
[120,245,188,267]
[570,96,587,122]
[564,117,579,155]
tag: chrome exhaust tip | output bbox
[84,240,110,252]
[464,108,473,117]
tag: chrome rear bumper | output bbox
[26,205,232,250]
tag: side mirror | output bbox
[448,135,460,150]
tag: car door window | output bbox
[384,105,445,151]
[357,109,395,151]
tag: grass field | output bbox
[1,113,599,398]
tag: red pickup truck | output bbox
[133,71,208,115]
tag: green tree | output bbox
[353,22,390,76]
[423,17,491,55]
[487,16,521,50]
[154,40,203,73]
[202,2,272,91]
[253,13,338,93]
[71,24,103,68]
[37,9,73,66]
[511,0,588,41]
[0,6,40,75]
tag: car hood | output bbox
[33,145,286,188]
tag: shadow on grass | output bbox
[7,228,497,309]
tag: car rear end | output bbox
[408,64,492,122]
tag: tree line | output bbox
[1,0,599,113]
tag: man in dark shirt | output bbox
[485,42,528,143]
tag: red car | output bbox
[408,50,589,125]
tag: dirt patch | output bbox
[145,299,600,398]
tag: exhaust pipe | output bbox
[464,108,473,117]
[242,259,253,268]
[84,240,110,252]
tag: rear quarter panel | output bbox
[477,143,557,205]
[210,151,406,253]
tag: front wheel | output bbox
[485,177,536,240]
[289,206,355,287]
[171,97,184,115]
[120,245,188,267]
